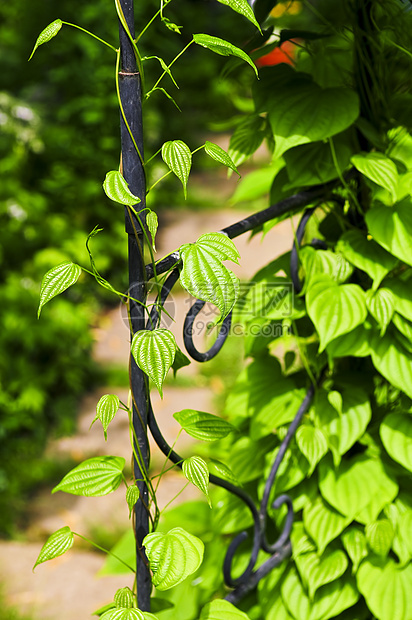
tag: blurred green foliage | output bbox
[0,0,254,534]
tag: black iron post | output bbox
[118,0,151,610]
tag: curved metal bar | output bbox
[146,268,180,331]
[259,385,315,554]
[223,525,260,588]
[290,208,316,294]
[183,300,233,362]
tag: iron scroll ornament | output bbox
[140,177,348,603]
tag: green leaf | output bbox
[114,587,134,609]
[229,436,276,483]
[215,0,261,32]
[182,456,211,506]
[336,230,398,289]
[205,141,239,176]
[291,522,317,559]
[351,152,399,201]
[300,248,353,290]
[327,390,343,416]
[143,527,204,590]
[371,332,412,400]
[161,140,192,198]
[303,497,350,555]
[267,71,360,158]
[200,599,251,619]
[208,459,239,485]
[357,557,412,620]
[341,528,368,573]
[383,278,412,322]
[295,547,348,600]
[296,424,328,475]
[93,394,120,440]
[325,324,371,360]
[193,34,258,77]
[103,171,141,206]
[306,277,367,352]
[131,329,176,397]
[380,413,412,472]
[143,614,159,620]
[365,519,394,557]
[38,261,82,318]
[179,233,240,320]
[171,346,191,377]
[29,19,63,60]
[101,610,145,620]
[231,164,282,204]
[281,567,359,620]
[319,455,398,522]
[52,456,125,497]
[228,115,267,168]
[146,211,158,252]
[366,200,412,266]
[314,388,372,462]
[173,409,235,441]
[33,526,74,570]
[366,288,395,335]
[126,485,140,518]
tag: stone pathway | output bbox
[0,207,295,619]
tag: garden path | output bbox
[0,204,295,620]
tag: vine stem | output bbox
[149,39,194,94]
[61,22,117,51]
[73,532,135,572]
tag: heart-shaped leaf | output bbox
[366,288,395,335]
[33,526,74,569]
[193,34,258,76]
[179,233,240,320]
[208,459,238,485]
[380,413,412,473]
[300,247,353,291]
[114,587,134,609]
[101,609,145,620]
[383,278,412,322]
[295,547,348,599]
[173,409,235,441]
[365,519,394,557]
[303,496,350,555]
[228,115,267,167]
[319,455,398,522]
[143,527,204,590]
[29,19,63,60]
[366,200,412,266]
[38,261,82,318]
[131,329,176,397]
[296,424,328,475]
[342,528,368,573]
[267,70,360,158]
[125,486,140,518]
[103,171,141,205]
[351,152,399,201]
[336,230,397,289]
[52,456,125,496]
[93,394,120,440]
[161,140,192,198]
[371,332,412,400]
[204,141,240,176]
[357,557,412,620]
[200,599,251,620]
[306,277,367,352]
[182,456,211,506]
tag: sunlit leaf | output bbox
[146,211,158,252]
[205,141,240,176]
[173,409,235,441]
[303,496,350,555]
[38,261,82,318]
[228,115,267,167]
[101,609,145,620]
[357,557,412,620]
[126,485,140,518]
[193,34,258,76]
[383,278,412,322]
[143,527,204,590]
[114,587,134,609]
[200,599,251,619]
[380,413,412,473]
[306,276,367,352]
[215,0,261,32]
[131,329,176,397]
[182,456,211,506]
[341,528,368,573]
[366,288,395,335]
[365,519,394,557]
[366,200,412,266]
[370,331,412,400]
[93,394,120,440]
[179,233,240,320]
[295,547,348,599]
[336,230,397,289]
[208,459,239,485]
[29,19,63,60]
[161,140,192,198]
[103,171,141,205]
[351,152,399,201]
[33,526,74,570]
[52,456,125,496]
[296,424,328,475]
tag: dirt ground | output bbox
[0,207,295,620]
